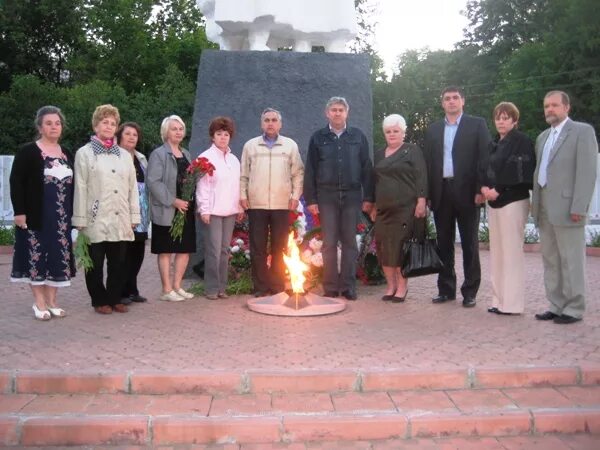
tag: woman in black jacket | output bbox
[10,106,75,320]
[481,102,536,315]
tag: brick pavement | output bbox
[0,247,599,372]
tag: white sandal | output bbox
[175,288,194,299]
[47,306,66,318]
[32,304,51,321]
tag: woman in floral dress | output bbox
[10,105,75,320]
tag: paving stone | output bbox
[498,435,572,450]
[445,389,517,412]
[271,393,334,414]
[209,394,273,416]
[20,416,149,446]
[503,387,574,408]
[331,392,396,413]
[282,415,408,442]
[556,386,600,407]
[152,416,281,445]
[389,390,457,414]
[1,249,599,373]
[0,393,35,413]
[410,411,531,438]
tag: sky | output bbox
[374,0,470,75]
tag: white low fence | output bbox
[0,155,14,222]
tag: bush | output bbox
[0,221,15,246]
[588,229,600,247]
[524,227,540,244]
[478,222,489,243]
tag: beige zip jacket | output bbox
[72,143,140,243]
[240,135,304,210]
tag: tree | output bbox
[0,0,87,90]
[460,0,550,59]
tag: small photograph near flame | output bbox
[283,231,310,294]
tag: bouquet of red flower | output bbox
[170,156,215,241]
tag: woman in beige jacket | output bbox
[72,105,140,314]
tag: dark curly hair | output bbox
[208,116,235,139]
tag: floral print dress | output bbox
[11,154,76,286]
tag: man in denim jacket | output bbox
[304,97,374,300]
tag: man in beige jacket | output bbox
[240,108,304,296]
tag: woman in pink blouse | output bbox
[196,116,243,300]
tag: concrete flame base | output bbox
[247,291,347,316]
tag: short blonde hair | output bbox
[382,114,407,132]
[160,115,186,143]
[92,104,120,128]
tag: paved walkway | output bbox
[1,247,599,372]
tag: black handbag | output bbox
[401,218,443,278]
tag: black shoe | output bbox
[553,314,582,324]
[381,294,394,301]
[488,307,516,315]
[324,291,339,298]
[432,294,456,304]
[462,297,476,308]
[121,296,133,305]
[341,290,357,301]
[535,311,558,321]
[392,290,408,303]
[130,295,147,303]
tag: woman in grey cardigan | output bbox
[147,115,196,302]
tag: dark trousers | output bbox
[121,240,146,297]
[247,209,289,293]
[85,241,127,307]
[433,179,481,299]
[319,190,362,293]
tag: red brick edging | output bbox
[2,365,599,395]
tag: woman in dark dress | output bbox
[116,122,150,304]
[10,106,75,320]
[370,114,427,303]
[481,102,536,315]
[147,115,196,302]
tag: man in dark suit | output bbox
[424,86,491,307]
[531,90,598,324]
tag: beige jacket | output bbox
[72,143,140,243]
[240,135,304,210]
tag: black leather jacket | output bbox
[303,125,374,204]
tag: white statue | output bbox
[197,0,357,52]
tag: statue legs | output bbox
[325,39,348,53]
[248,29,270,51]
[293,39,312,52]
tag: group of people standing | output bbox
[420,87,597,325]
[9,88,598,325]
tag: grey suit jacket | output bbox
[531,118,598,227]
[147,143,192,226]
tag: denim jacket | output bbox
[303,125,374,205]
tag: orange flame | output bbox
[283,232,309,294]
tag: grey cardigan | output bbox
[147,143,192,226]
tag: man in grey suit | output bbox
[532,90,598,324]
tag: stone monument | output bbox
[189,1,372,311]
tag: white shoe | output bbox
[159,290,185,302]
[175,288,194,299]
[32,304,51,321]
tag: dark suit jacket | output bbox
[10,142,74,231]
[424,114,491,210]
